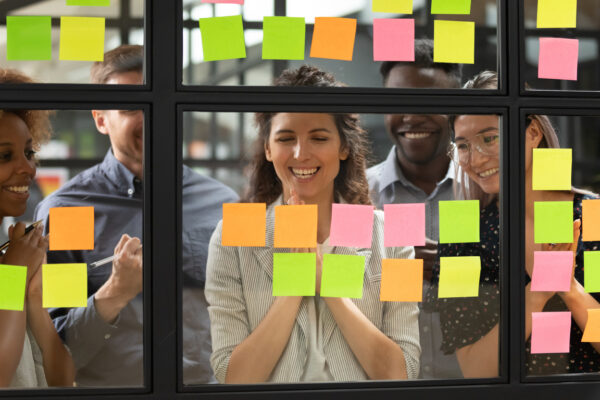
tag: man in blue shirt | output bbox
[34,45,238,386]
[367,39,463,379]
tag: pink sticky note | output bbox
[201,0,243,3]
[383,203,426,247]
[531,311,571,354]
[538,37,579,81]
[531,251,573,292]
[373,18,415,62]
[329,204,374,248]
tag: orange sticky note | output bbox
[274,204,317,248]
[221,203,266,247]
[309,17,357,61]
[49,207,94,251]
[380,258,423,302]
[582,308,600,342]
[583,199,600,242]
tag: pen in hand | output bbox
[89,244,143,269]
[0,220,43,254]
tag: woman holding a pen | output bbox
[0,69,74,388]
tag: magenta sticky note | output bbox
[538,37,579,81]
[531,311,571,354]
[531,251,573,292]
[329,204,374,248]
[202,0,243,3]
[383,203,426,247]
[373,18,415,62]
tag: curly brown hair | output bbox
[0,69,52,150]
[244,65,372,205]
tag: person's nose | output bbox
[293,139,310,161]
[16,153,36,177]
[469,146,489,168]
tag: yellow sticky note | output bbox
[438,256,481,298]
[537,0,577,28]
[59,16,105,61]
[380,259,423,302]
[532,148,572,191]
[433,20,475,64]
[274,205,317,248]
[42,264,88,308]
[582,308,600,342]
[221,203,266,247]
[372,0,413,14]
[49,207,94,251]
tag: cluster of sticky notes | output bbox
[532,148,572,191]
[536,0,579,80]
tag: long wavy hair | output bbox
[243,66,372,205]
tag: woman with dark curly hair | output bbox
[0,69,74,388]
[205,65,420,383]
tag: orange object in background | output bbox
[49,206,94,251]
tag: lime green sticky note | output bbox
[262,17,305,60]
[6,16,52,61]
[534,201,573,244]
[320,254,365,298]
[439,200,480,244]
[438,256,481,298]
[273,253,316,296]
[532,148,572,191]
[537,0,577,28]
[431,0,471,14]
[584,251,600,293]
[59,16,105,61]
[199,15,246,61]
[66,0,110,5]
[0,265,27,311]
[372,0,413,14]
[433,20,475,64]
[42,264,87,308]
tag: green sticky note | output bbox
[273,253,316,296]
[584,251,600,293]
[532,148,572,191]
[0,265,27,311]
[433,20,475,64]
[262,17,305,60]
[320,254,365,298]
[42,264,88,308]
[59,16,105,61]
[199,15,246,61]
[537,0,577,28]
[438,256,481,298]
[66,0,110,5]
[372,0,413,14]
[6,16,52,61]
[534,201,573,244]
[439,200,480,244]
[431,0,471,14]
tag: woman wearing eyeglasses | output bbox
[425,70,600,377]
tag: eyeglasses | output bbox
[453,131,500,165]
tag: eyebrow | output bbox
[455,126,498,141]
[273,128,333,134]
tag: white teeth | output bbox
[404,132,432,139]
[6,186,28,193]
[292,168,317,178]
[479,168,499,178]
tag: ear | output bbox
[92,110,109,136]
[525,118,544,149]
[339,146,349,161]
[264,141,272,162]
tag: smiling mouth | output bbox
[478,168,499,178]
[401,132,434,139]
[4,185,30,195]
[290,167,319,179]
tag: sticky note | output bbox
[59,17,105,61]
[380,259,423,302]
[537,0,577,28]
[0,265,27,311]
[199,15,246,61]
[202,0,243,3]
[221,203,266,247]
[372,0,413,14]
[42,264,88,308]
[531,251,573,292]
[583,200,600,241]
[438,256,481,298]
[329,204,374,248]
[433,20,475,64]
[373,18,415,62]
[582,309,600,342]
[320,254,365,298]
[66,0,110,5]
[384,203,425,247]
[534,201,573,244]
[584,251,600,293]
[532,148,572,191]
[262,17,305,60]
[49,206,94,251]
[309,17,357,61]
[274,205,317,248]
[531,311,571,353]
[439,200,479,244]
[6,16,52,61]
[538,38,579,81]
[431,0,471,14]
[273,253,315,296]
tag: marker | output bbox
[0,220,43,254]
